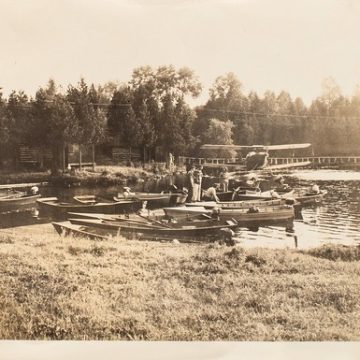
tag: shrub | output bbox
[245,254,267,267]
[88,245,105,257]
[0,235,14,244]
[68,245,83,256]
[304,244,360,262]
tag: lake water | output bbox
[1,170,360,249]
[236,170,360,249]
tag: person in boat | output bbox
[169,184,189,197]
[137,201,153,217]
[202,183,221,202]
[269,189,281,198]
[28,186,39,195]
[310,184,320,194]
[247,205,259,213]
[231,181,261,200]
[219,167,229,192]
[182,187,189,197]
[273,175,291,192]
[211,207,221,220]
[122,187,136,199]
[245,173,259,188]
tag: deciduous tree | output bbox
[202,118,236,158]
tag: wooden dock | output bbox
[178,155,360,168]
[0,182,48,190]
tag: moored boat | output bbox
[68,216,238,242]
[229,184,327,207]
[114,191,187,208]
[186,198,302,219]
[67,211,158,223]
[186,198,288,209]
[231,188,273,201]
[163,206,213,220]
[37,196,142,218]
[0,193,40,212]
[279,189,328,205]
[163,204,294,227]
[52,221,109,241]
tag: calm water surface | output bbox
[236,170,360,249]
[1,170,360,249]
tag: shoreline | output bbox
[0,166,158,188]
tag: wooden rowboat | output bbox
[52,221,109,241]
[0,193,40,212]
[163,204,295,227]
[185,198,288,209]
[114,192,187,208]
[230,186,327,206]
[185,198,302,219]
[280,189,328,205]
[37,196,142,217]
[68,217,238,242]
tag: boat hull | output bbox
[52,222,108,241]
[37,197,142,218]
[164,205,294,227]
[68,217,237,242]
[0,194,40,212]
[186,198,288,209]
[115,192,187,208]
[278,190,327,206]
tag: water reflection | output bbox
[235,176,360,249]
[289,169,360,182]
[0,208,48,228]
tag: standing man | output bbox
[219,166,229,192]
[186,165,196,202]
[168,152,175,172]
[193,165,203,202]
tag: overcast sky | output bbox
[1,0,360,105]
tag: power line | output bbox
[3,101,131,108]
[3,101,360,120]
[202,107,360,120]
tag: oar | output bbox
[136,213,173,229]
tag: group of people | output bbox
[120,163,230,204]
[186,165,230,203]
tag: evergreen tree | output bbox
[32,79,77,172]
[67,78,107,147]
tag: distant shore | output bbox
[0,166,158,188]
[0,223,359,340]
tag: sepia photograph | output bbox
[0,0,360,358]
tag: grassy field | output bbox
[0,224,359,340]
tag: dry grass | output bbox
[0,225,359,340]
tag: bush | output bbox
[304,244,360,262]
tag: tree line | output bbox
[194,74,360,158]
[1,66,360,172]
